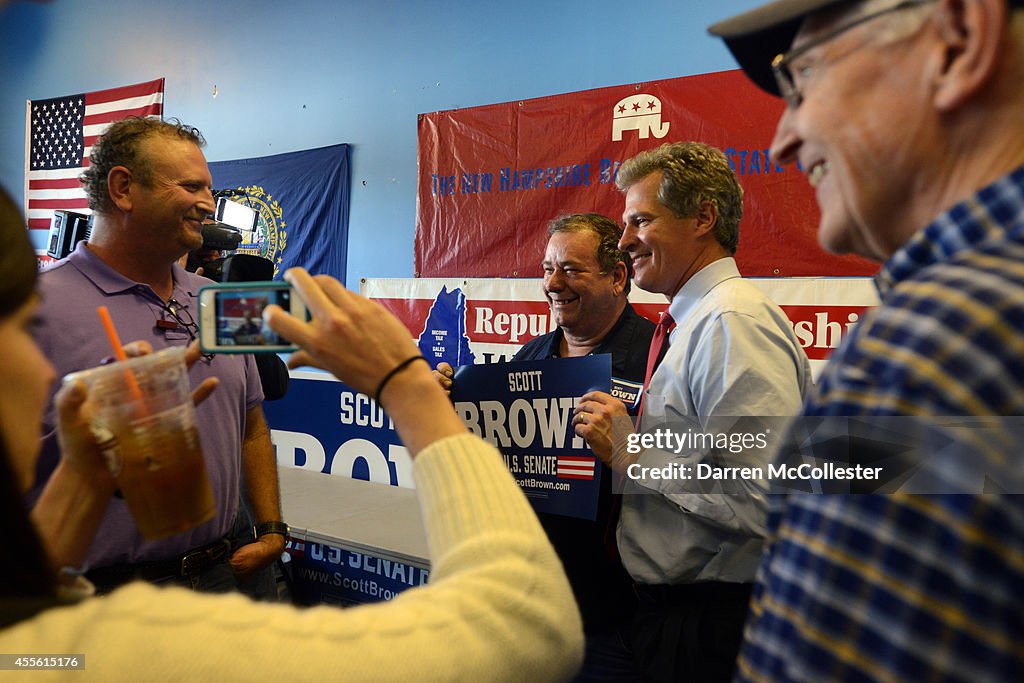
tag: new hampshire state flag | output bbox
[208,144,350,280]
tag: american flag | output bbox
[557,456,596,480]
[25,78,164,245]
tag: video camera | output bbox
[46,210,92,259]
[189,192,274,282]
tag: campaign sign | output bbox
[286,539,430,606]
[265,372,414,488]
[450,355,610,520]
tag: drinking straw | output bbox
[97,306,144,402]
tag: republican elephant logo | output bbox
[611,94,670,142]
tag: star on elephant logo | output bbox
[611,93,671,142]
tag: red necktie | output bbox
[604,309,676,562]
[637,311,675,423]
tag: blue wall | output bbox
[0,0,762,290]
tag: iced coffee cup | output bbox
[64,346,215,540]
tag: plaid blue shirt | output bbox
[736,166,1024,682]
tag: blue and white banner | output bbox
[208,144,350,281]
[450,355,611,521]
[266,370,413,488]
[287,539,429,606]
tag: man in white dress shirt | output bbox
[573,141,812,682]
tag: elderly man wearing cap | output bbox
[709,0,1024,680]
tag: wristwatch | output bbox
[253,521,290,539]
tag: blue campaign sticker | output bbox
[611,376,643,412]
[450,355,611,521]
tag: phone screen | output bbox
[215,197,258,236]
[215,288,291,347]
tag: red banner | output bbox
[416,69,875,279]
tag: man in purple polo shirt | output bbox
[31,117,284,598]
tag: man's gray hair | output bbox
[616,141,743,255]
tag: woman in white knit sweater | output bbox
[0,187,583,682]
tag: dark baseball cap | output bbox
[712,0,1024,96]
[708,0,854,96]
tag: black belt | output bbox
[87,536,235,588]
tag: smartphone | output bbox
[198,282,307,353]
